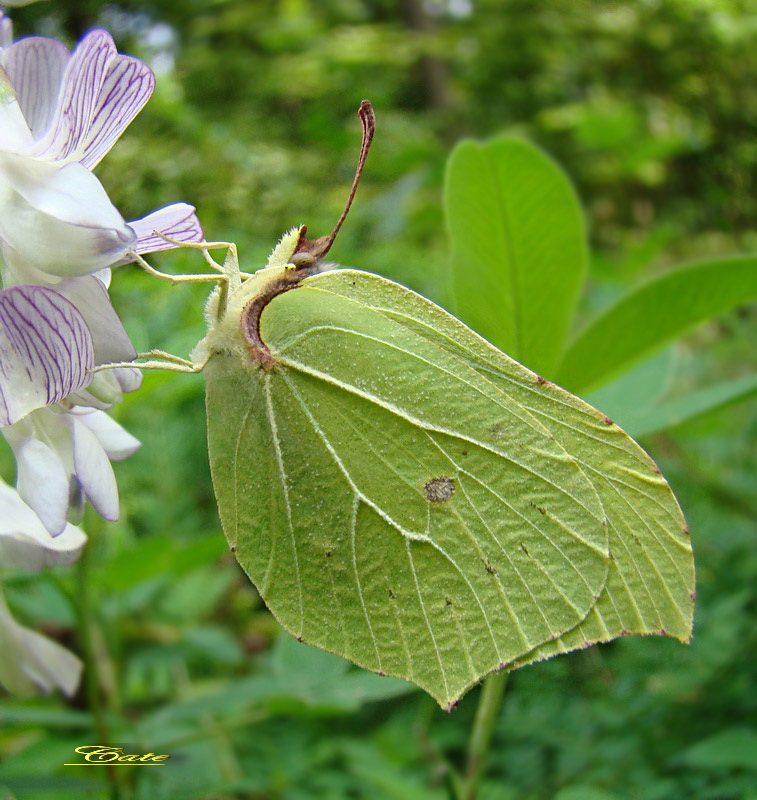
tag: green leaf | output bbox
[270,629,413,709]
[681,728,757,771]
[0,707,92,729]
[137,631,412,738]
[583,348,677,426]
[553,788,624,800]
[101,534,228,592]
[0,735,103,786]
[557,255,757,393]
[340,741,447,800]
[584,349,757,437]
[203,262,692,708]
[181,625,244,666]
[444,136,587,376]
[618,373,757,439]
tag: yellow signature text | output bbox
[65,746,170,765]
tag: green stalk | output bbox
[75,532,123,800]
[459,671,508,800]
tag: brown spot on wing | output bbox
[424,476,455,503]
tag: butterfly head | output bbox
[196,101,375,369]
[267,225,336,275]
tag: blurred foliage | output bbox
[1,1,756,799]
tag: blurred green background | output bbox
[1,1,756,799]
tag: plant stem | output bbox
[75,532,123,800]
[460,671,508,800]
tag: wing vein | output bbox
[279,354,606,544]
[264,377,305,636]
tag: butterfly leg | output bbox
[129,248,228,286]
[89,349,207,375]
[149,233,251,277]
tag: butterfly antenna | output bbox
[324,100,375,255]
[292,101,375,262]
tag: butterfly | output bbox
[134,102,694,708]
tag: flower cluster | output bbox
[0,13,203,696]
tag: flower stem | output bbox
[75,533,123,800]
[460,671,508,800]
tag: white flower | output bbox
[0,19,204,376]
[0,24,203,284]
[0,20,203,534]
[0,590,82,697]
[0,478,84,697]
[0,477,85,569]
[2,405,140,536]
[0,43,138,278]
[0,284,94,427]
[0,13,203,699]
[0,284,140,534]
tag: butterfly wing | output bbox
[206,268,622,707]
[300,270,695,669]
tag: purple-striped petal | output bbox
[1,36,69,138]
[29,30,115,162]
[0,65,34,150]
[0,154,136,276]
[79,54,154,169]
[129,203,204,254]
[52,276,136,364]
[0,285,94,427]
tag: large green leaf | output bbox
[557,255,757,393]
[444,136,587,377]
[583,349,757,436]
[583,348,677,426]
[619,373,757,439]
[203,266,692,708]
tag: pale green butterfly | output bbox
[129,103,694,709]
